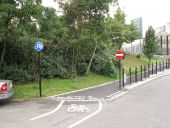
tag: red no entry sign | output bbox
[115,50,124,60]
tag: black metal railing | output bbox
[120,59,170,88]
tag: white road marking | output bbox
[107,91,122,98]
[106,91,127,101]
[54,99,105,102]
[30,100,65,121]
[68,101,102,128]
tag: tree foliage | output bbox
[143,26,158,63]
[0,0,138,82]
[106,8,139,49]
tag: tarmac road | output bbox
[77,75,170,128]
[0,74,170,128]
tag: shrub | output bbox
[102,61,117,77]
[0,65,33,82]
[76,62,87,75]
[92,55,117,78]
[41,55,71,79]
[136,54,140,58]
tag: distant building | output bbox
[155,22,170,34]
[122,17,144,55]
[122,39,144,55]
[131,17,143,39]
[155,22,170,55]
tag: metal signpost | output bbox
[34,41,44,97]
[115,50,125,89]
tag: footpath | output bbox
[48,68,170,100]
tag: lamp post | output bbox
[128,31,132,55]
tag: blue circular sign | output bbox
[34,41,44,52]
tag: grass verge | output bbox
[123,55,159,68]
[13,55,161,100]
[123,55,160,74]
[13,73,113,99]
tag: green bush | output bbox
[136,54,141,58]
[102,61,117,77]
[91,56,105,73]
[41,55,71,79]
[92,55,117,78]
[0,65,33,82]
[76,62,87,75]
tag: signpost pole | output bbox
[38,52,42,97]
[115,50,125,90]
[34,41,44,97]
[119,59,121,89]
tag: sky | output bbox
[118,0,170,32]
[42,0,170,33]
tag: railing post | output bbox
[122,68,125,87]
[140,65,143,81]
[167,59,169,69]
[152,62,154,75]
[148,63,150,78]
[135,67,138,82]
[160,61,161,72]
[129,67,132,85]
[144,65,146,78]
[156,61,158,74]
[163,60,164,71]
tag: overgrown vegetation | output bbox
[13,55,159,99]
[123,55,159,68]
[0,0,139,83]
[13,72,114,99]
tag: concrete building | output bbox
[155,22,170,55]
[123,22,170,56]
[122,39,144,55]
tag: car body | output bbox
[0,80,14,100]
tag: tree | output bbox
[0,0,17,69]
[0,0,44,81]
[0,0,42,68]
[143,26,158,63]
[57,0,119,76]
[105,8,139,50]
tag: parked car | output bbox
[0,80,14,100]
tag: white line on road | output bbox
[106,91,127,101]
[68,101,103,128]
[30,100,65,121]
[107,91,122,98]
[54,99,105,102]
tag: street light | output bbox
[128,31,132,55]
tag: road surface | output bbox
[0,75,170,128]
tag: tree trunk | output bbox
[0,40,7,70]
[74,47,78,70]
[149,58,151,64]
[69,48,77,79]
[85,38,97,75]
